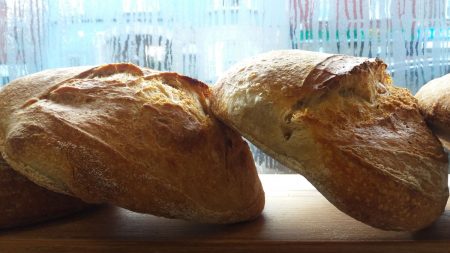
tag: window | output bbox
[1,0,450,173]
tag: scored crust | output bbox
[211,50,449,231]
[0,155,89,229]
[416,74,450,149]
[0,63,264,224]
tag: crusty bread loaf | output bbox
[211,50,449,231]
[0,63,264,224]
[0,155,89,229]
[416,74,450,150]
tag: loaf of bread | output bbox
[416,74,450,149]
[0,63,264,224]
[211,50,449,231]
[0,155,89,229]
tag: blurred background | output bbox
[1,0,449,173]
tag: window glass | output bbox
[1,0,449,173]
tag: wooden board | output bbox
[0,175,449,253]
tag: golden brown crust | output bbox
[0,63,264,224]
[0,155,89,229]
[211,50,449,231]
[416,74,450,149]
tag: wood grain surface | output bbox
[0,175,449,253]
